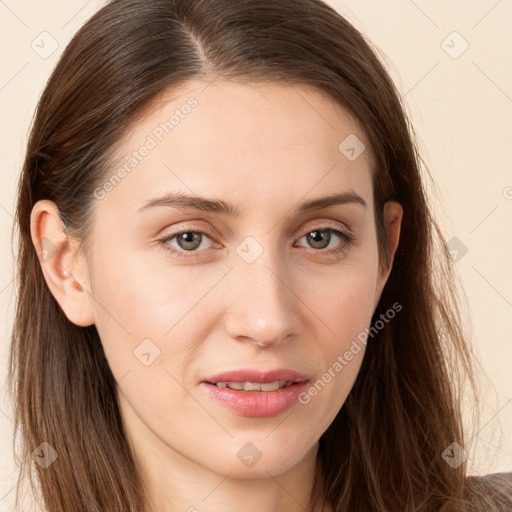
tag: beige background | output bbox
[1,0,511,509]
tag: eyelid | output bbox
[298,219,353,238]
[161,223,217,240]
[159,219,352,242]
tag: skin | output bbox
[31,79,402,512]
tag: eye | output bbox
[158,229,217,260]
[295,227,354,255]
[157,225,355,260]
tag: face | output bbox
[36,79,401,480]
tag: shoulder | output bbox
[465,472,512,511]
[465,471,512,489]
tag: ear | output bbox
[374,200,403,309]
[30,200,95,327]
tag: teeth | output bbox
[260,381,280,391]
[215,380,289,391]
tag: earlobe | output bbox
[30,200,95,327]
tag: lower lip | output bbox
[200,381,309,418]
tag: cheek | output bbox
[88,255,210,431]
[296,261,378,406]
[295,285,373,433]
[304,259,379,340]
[88,248,228,379]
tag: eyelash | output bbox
[157,225,355,261]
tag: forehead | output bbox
[97,79,374,219]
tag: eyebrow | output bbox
[136,191,367,216]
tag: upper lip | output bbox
[202,368,309,384]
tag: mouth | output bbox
[200,368,310,418]
[211,380,294,391]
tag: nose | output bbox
[223,248,300,348]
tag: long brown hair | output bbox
[9,0,511,510]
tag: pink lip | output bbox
[200,368,309,418]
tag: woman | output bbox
[9,0,512,510]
